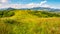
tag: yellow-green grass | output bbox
[0,10,60,34]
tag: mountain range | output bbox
[21,7,60,12]
[0,7,60,12]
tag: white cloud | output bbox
[0,0,8,3]
[0,0,60,9]
[9,0,50,9]
[0,0,49,9]
[0,3,51,9]
[40,0,47,6]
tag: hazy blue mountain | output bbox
[0,7,60,12]
[0,7,15,10]
[19,7,60,12]
[29,7,60,11]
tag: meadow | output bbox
[0,9,60,34]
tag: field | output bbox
[0,9,60,34]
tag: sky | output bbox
[0,0,60,9]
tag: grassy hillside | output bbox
[0,10,60,34]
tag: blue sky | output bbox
[8,0,60,3]
[0,0,60,9]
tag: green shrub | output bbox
[0,11,15,18]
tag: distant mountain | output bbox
[0,7,16,10]
[19,7,60,12]
[29,7,60,11]
[6,8,15,10]
[0,7,60,12]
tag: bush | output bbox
[0,11,15,18]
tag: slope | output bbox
[0,10,60,34]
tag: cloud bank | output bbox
[0,0,8,3]
[0,0,60,9]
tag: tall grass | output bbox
[0,10,60,34]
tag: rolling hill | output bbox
[0,9,60,34]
